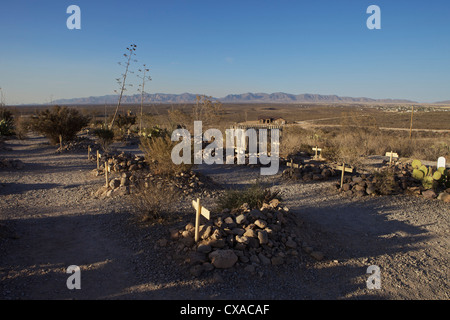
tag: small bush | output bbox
[30,106,91,145]
[216,183,280,211]
[140,135,193,176]
[0,108,14,136]
[93,127,114,151]
[131,179,180,223]
[373,168,402,195]
[14,116,31,140]
[114,113,136,133]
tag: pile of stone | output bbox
[56,137,99,153]
[93,171,135,198]
[281,159,337,182]
[168,200,324,277]
[92,151,147,174]
[94,169,220,199]
[334,162,450,203]
[0,157,24,170]
[143,170,220,197]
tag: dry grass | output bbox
[130,179,180,223]
[140,135,193,176]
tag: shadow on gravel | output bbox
[287,194,434,298]
[0,211,192,300]
[0,182,61,195]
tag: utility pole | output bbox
[409,105,414,139]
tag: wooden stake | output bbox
[96,150,100,170]
[59,134,63,150]
[195,198,201,242]
[88,146,91,160]
[192,198,210,242]
[105,161,109,187]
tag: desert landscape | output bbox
[1,1,449,307]
[1,102,449,301]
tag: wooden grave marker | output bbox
[385,151,399,165]
[336,163,354,188]
[312,146,322,160]
[192,198,210,242]
[286,159,301,178]
[437,156,446,169]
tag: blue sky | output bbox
[0,0,449,104]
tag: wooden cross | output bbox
[385,151,398,165]
[312,146,322,160]
[192,198,210,242]
[286,159,300,178]
[336,163,354,188]
[286,159,300,169]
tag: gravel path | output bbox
[0,135,448,300]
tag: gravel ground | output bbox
[0,135,448,300]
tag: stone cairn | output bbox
[92,149,220,198]
[280,158,337,181]
[334,161,450,203]
[56,137,99,153]
[168,199,324,277]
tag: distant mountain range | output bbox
[434,100,450,104]
[52,92,420,105]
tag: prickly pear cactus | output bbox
[411,159,422,169]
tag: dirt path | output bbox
[1,136,449,300]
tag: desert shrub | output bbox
[131,179,180,223]
[0,108,14,136]
[216,183,280,211]
[140,125,169,139]
[280,126,329,158]
[93,126,114,151]
[30,106,91,145]
[372,168,402,195]
[114,113,136,133]
[140,135,193,176]
[14,116,32,140]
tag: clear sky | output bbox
[1,0,449,104]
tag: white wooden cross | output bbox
[192,198,210,242]
[437,157,446,169]
[385,151,398,165]
[336,163,354,188]
[312,146,322,160]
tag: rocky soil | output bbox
[0,134,449,300]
